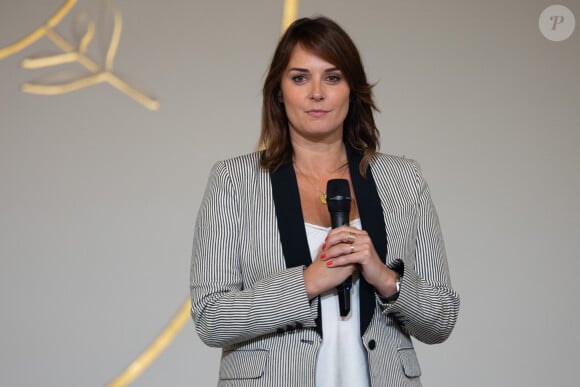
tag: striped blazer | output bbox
[190,146,459,386]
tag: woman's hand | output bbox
[303,250,356,300]
[315,226,400,299]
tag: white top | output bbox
[305,218,371,387]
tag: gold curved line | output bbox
[79,21,96,54]
[44,26,100,73]
[103,72,160,111]
[0,0,77,60]
[281,0,299,34]
[105,297,192,387]
[22,71,159,111]
[22,73,106,94]
[105,9,122,72]
[22,52,80,68]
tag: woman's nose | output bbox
[309,81,324,101]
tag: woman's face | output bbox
[280,45,350,144]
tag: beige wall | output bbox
[1,1,579,386]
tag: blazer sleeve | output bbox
[379,161,460,344]
[190,161,318,348]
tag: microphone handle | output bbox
[337,278,352,317]
[331,211,351,317]
[330,211,349,229]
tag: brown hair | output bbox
[259,16,380,176]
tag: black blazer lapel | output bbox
[270,162,323,335]
[270,162,312,269]
[347,146,388,336]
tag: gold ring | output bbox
[350,244,355,254]
[347,232,356,244]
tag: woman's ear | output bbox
[277,91,284,103]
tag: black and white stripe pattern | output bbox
[190,151,459,386]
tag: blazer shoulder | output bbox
[370,152,421,177]
[211,151,263,176]
[209,151,268,191]
[219,151,262,170]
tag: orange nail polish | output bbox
[326,260,333,267]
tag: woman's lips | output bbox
[306,109,329,118]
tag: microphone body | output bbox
[326,179,352,317]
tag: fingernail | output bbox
[326,260,333,267]
[322,243,326,250]
[320,253,326,259]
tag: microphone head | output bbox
[326,179,351,213]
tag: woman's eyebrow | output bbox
[287,67,340,72]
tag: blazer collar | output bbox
[346,146,388,335]
[270,145,387,336]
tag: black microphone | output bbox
[326,179,352,317]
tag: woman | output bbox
[190,16,459,386]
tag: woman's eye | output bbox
[292,75,307,83]
[327,74,342,82]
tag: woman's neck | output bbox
[292,140,348,174]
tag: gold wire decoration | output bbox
[105,297,192,387]
[281,0,299,34]
[0,0,76,60]
[0,0,160,111]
